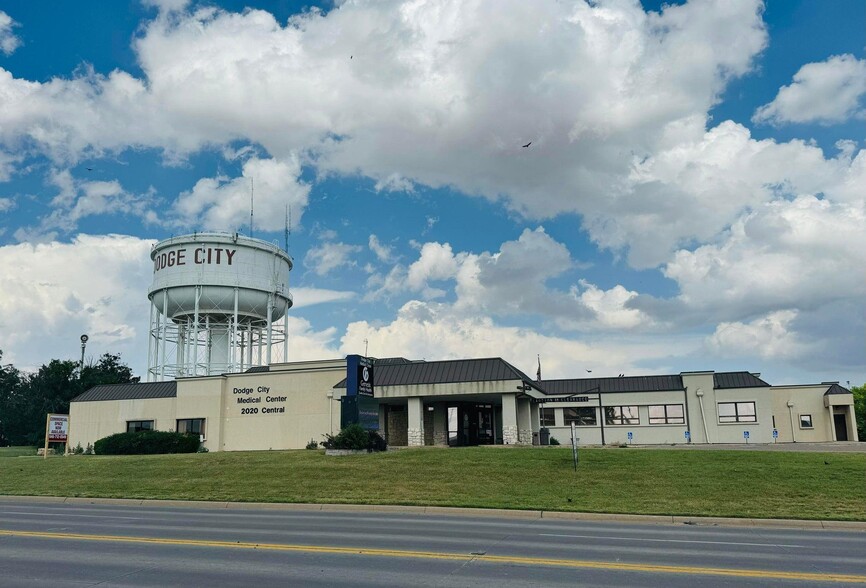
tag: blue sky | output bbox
[0,0,863,387]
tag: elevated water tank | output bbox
[147,232,292,381]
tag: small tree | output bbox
[852,383,865,441]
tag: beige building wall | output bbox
[69,397,177,450]
[216,359,346,451]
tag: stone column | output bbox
[433,404,448,446]
[501,393,519,445]
[407,397,425,447]
[517,397,532,445]
[529,401,540,445]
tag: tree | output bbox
[0,351,135,446]
[852,383,865,441]
[0,351,23,446]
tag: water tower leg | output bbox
[283,311,288,363]
[159,290,168,381]
[146,301,155,382]
[192,286,200,376]
[266,293,274,365]
[231,287,239,372]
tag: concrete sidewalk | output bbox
[627,442,866,452]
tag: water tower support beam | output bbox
[231,287,239,372]
[283,311,288,363]
[147,300,155,382]
[266,292,274,365]
[192,286,200,377]
[159,290,168,381]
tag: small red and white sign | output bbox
[47,414,69,442]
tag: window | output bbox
[126,420,154,433]
[176,418,206,438]
[564,407,597,426]
[541,408,556,427]
[718,402,757,423]
[604,406,639,425]
[799,414,813,429]
[648,404,685,425]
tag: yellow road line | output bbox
[1,529,864,584]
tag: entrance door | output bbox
[834,413,848,441]
[455,404,495,446]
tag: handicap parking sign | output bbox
[772,429,778,438]
[627,431,633,440]
[744,431,750,439]
[684,431,691,441]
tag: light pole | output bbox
[79,334,88,370]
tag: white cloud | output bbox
[0,12,20,55]
[172,156,309,233]
[0,197,14,213]
[304,241,362,276]
[341,300,694,379]
[368,234,394,263]
[290,287,355,308]
[706,310,810,361]
[0,0,767,239]
[13,169,157,242]
[0,234,154,373]
[753,54,866,125]
[286,316,340,361]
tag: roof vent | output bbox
[750,373,760,378]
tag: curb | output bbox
[1,495,864,531]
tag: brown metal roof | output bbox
[71,381,177,402]
[713,372,770,389]
[334,357,542,391]
[825,383,852,395]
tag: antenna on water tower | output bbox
[284,204,290,253]
[249,177,254,239]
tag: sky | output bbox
[0,0,863,387]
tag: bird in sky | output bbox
[522,141,532,148]
[86,167,93,171]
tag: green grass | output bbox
[0,447,37,458]
[1,447,864,521]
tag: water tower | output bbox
[146,232,293,381]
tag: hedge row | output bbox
[93,431,200,455]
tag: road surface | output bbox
[1,499,864,586]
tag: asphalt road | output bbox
[1,499,865,587]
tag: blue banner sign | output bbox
[346,354,374,397]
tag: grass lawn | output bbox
[1,447,863,520]
[0,447,37,458]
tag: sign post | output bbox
[44,413,69,459]
[772,429,778,443]
[627,431,633,445]
[570,423,578,471]
[684,430,691,444]
[743,430,750,444]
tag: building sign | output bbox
[346,355,374,397]
[539,396,590,404]
[341,394,380,431]
[47,414,68,442]
[230,386,288,415]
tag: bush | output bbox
[73,443,84,455]
[305,439,318,450]
[94,431,200,455]
[321,424,387,452]
[549,437,560,446]
[84,443,93,455]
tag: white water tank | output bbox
[147,232,292,381]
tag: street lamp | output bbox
[79,334,88,369]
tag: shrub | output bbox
[94,431,200,455]
[73,443,84,455]
[84,443,94,455]
[305,439,318,450]
[549,437,560,446]
[321,424,387,452]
